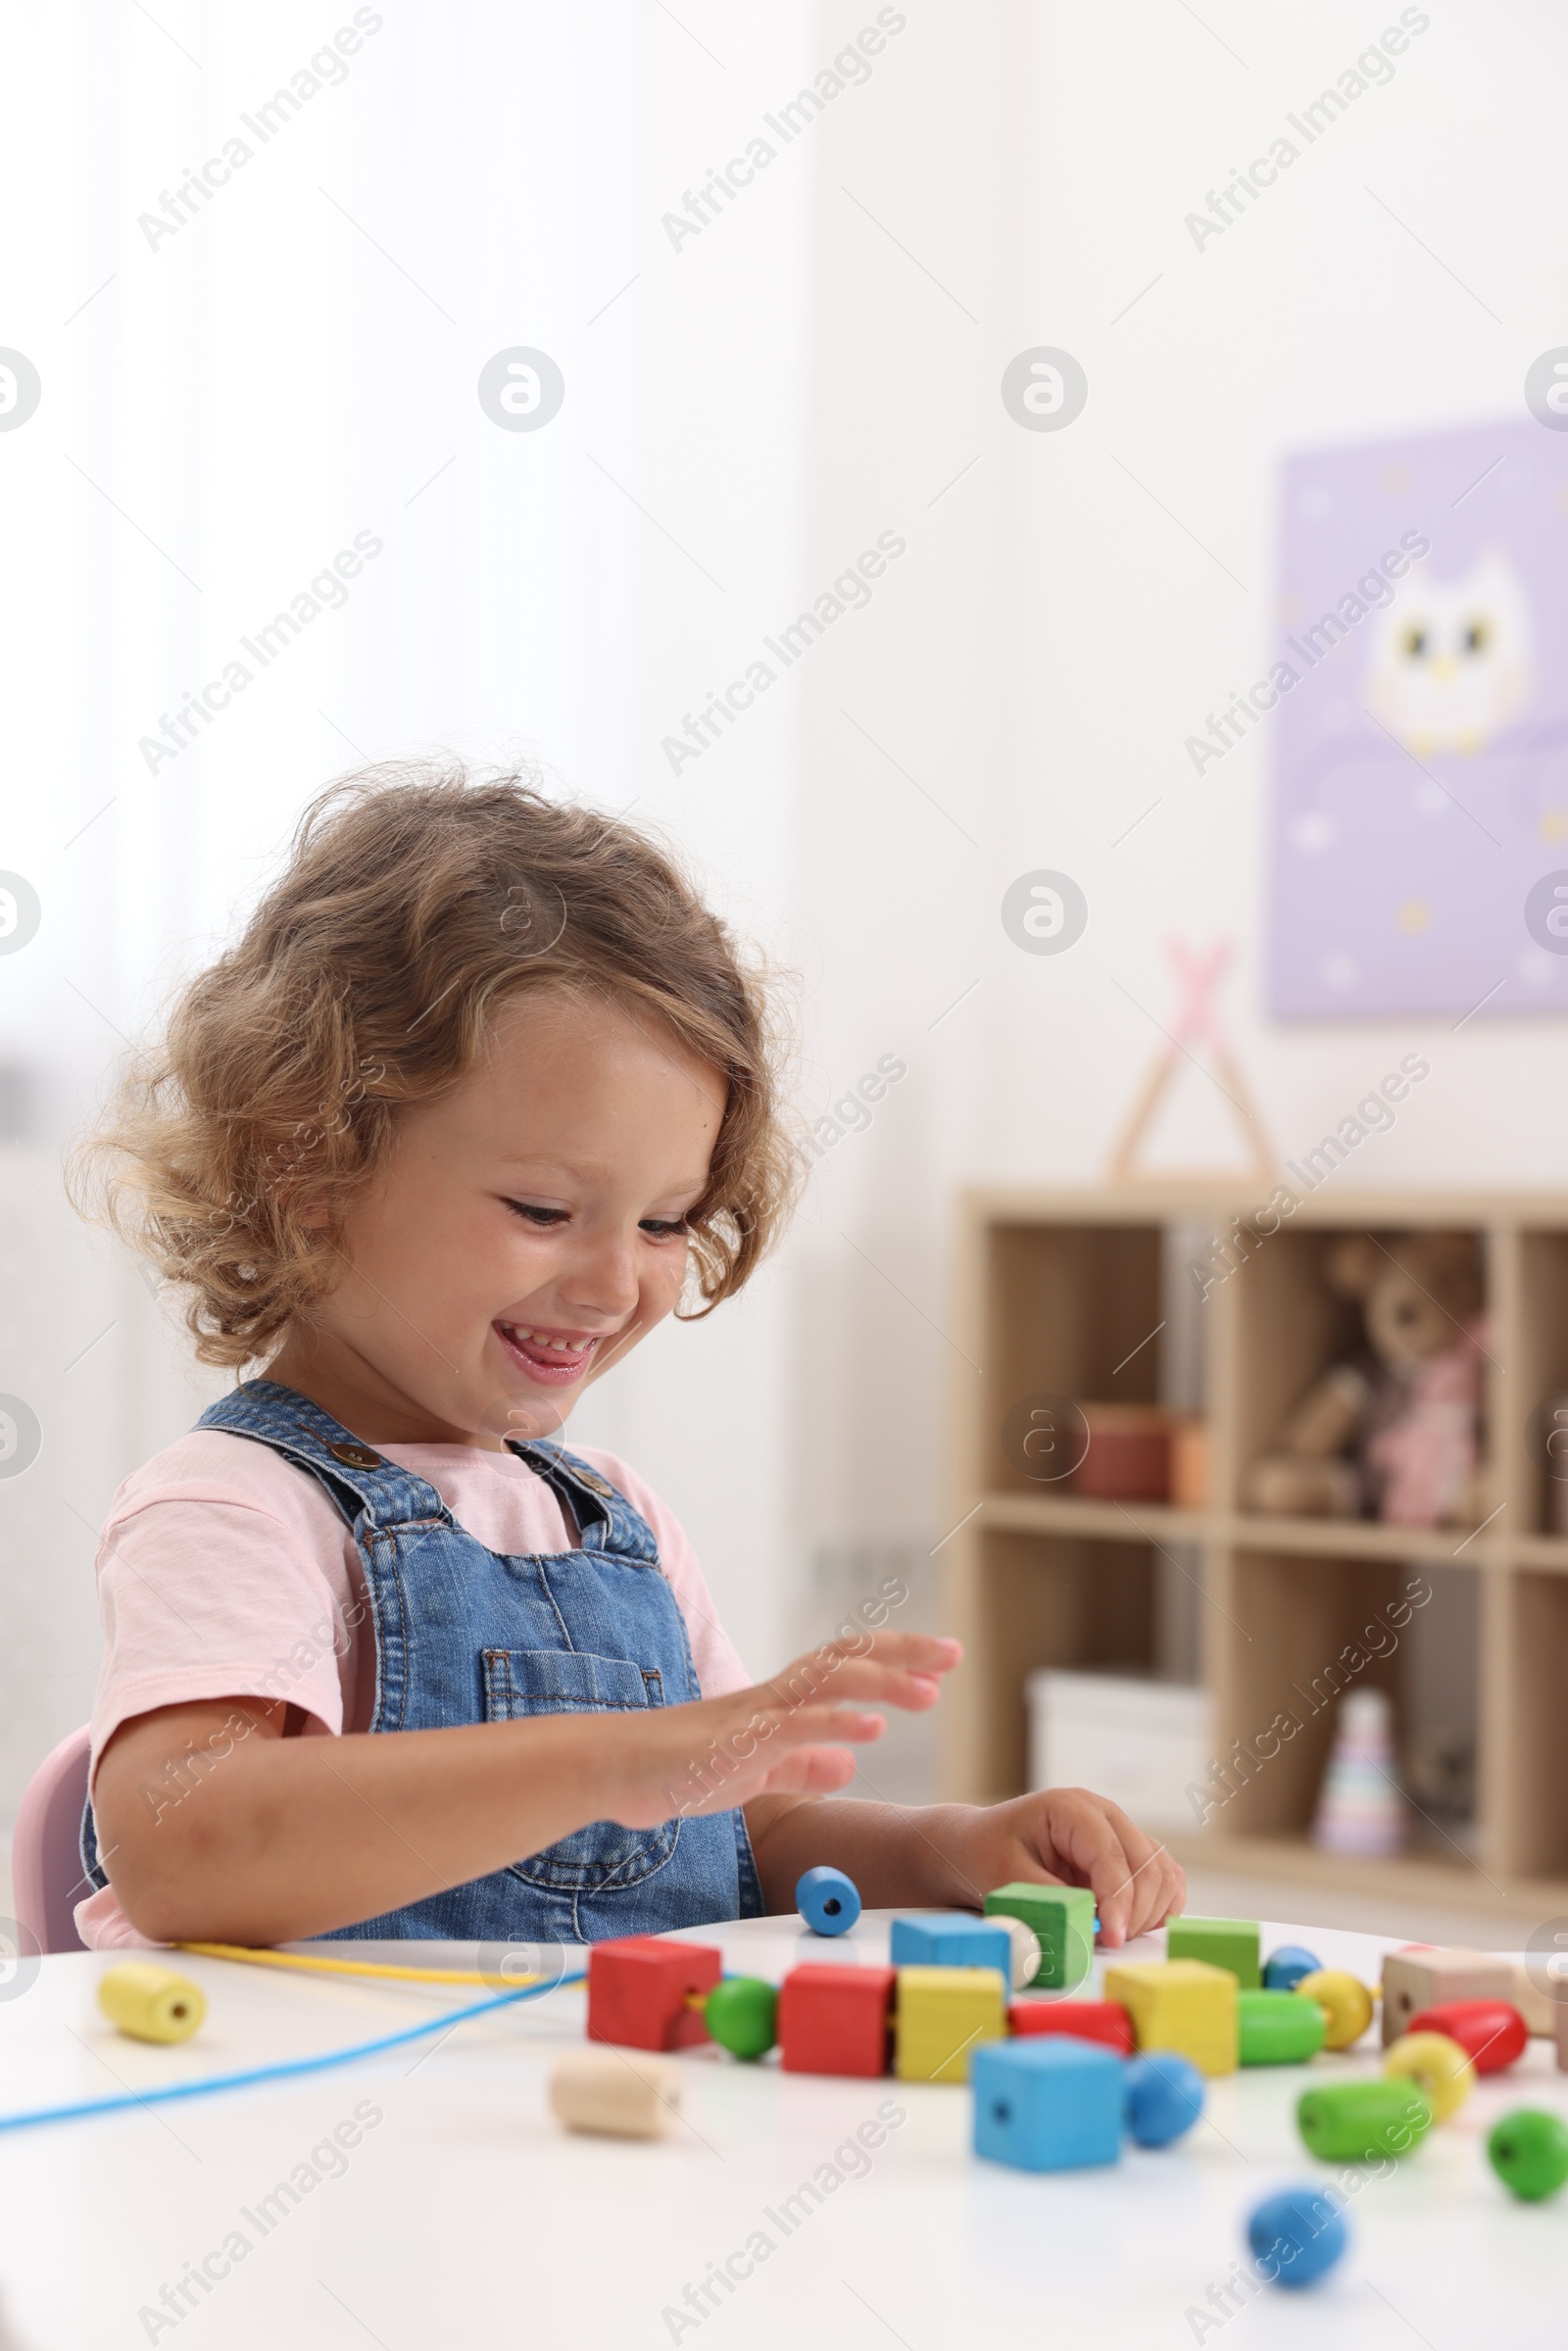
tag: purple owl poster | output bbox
[1267,416,1568,1019]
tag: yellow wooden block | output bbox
[1102,1958,1238,2077]
[894,1965,1006,2083]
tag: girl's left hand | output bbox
[939,1788,1186,1949]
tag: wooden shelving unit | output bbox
[940,1182,1568,1914]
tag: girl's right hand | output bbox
[598,1631,961,1830]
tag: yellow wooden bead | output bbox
[1385,2030,1474,2123]
[1296,1968,1374,2051]
[96,1963,206,2044]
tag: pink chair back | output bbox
[13,1727,92,1954]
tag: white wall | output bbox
[2,0,1564,1825]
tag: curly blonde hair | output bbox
[72,762,799,1368]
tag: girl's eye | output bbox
[506,1201,568,1227]
[639,1218,688,1239]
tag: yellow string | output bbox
[177,1939,547,1989]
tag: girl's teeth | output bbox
[505,1324,588,1354]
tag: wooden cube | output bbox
[778,1964,896,2078]
[586,1936,721,2052]
[894,1965,1006,2083]
[972,2036,1124,2172]
[1102,1958,1238,2077]
[983,1884,1095,1989]
[1166,1916,1260,1989]
[1508,1958,1559,2039]
[889,1914,1012,1981]
[1007,1997,1135,2056]
[1380,1947,1512,2047]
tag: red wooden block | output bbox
[1405,1998,1528,2076]
[1008,1997,1135,2056]
[779,1964,897,2077]
[587,1936,722,2052]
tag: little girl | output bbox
[74,766,1185,1952]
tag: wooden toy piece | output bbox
[796,1866,860,1937]
[1296,1969,1374,2051]
[1247,2184,1348,2288]
[1384,2031,1473,2122]
[1405,1998,1527,2077]
[1102,1959,1238,2077]
[990,1915,1044,1992]
[1007,1997,1135,2056]
[549,2047,682,2139]
[983,1884,1095,1989]
[1263,1943,1322,1993]
[1488,2108,1568,2201]
[1507,1960,1557,2038]
[587,1937,721,2052]
[96,1963,206,2044]
[1238,1989,1326,2066]
[703,1977,777,2061]
[1123,2052,1204,2146]
[1558,1994,1568,2077]
[1166,1916,1260,1988]
[778,1964,896,2077]
[972,2035,1124,2172]
[1297,2079,1432,2162]
[895,1965,1007,2084]
[890,1914,1011,1984]
[1380,1946,1511,2046]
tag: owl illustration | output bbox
[1364,547,1535,756]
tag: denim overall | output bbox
[83,1378,762,1942]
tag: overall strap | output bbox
[508,1438,661,1566]
[195,1379,455,1533]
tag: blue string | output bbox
[0,1970,586,2135]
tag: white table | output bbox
[0,1915,1561,2349]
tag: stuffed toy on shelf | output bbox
[1246,1232,1488,1529]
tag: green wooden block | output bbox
[1166,1916,1260,1989]
[983,1884,1095,1989]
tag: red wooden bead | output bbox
[779,1963,897,2077]
[1008,1997,1135,2056]
[587,1936,722,2052]
[1405,1998,1528,2076]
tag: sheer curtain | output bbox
[0,2,813,1826]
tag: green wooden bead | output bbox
[984,1884,1094,1989]
[1488,2108,1568,2202]
[705,1976,778,2061]
[1297,2079,1433,2162]
[1237,1988,1327,2065]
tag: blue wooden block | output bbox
[795,1867,861,1936]
[890,1914,1011,1982]
[972,2037,1124,2173]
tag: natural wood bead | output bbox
[549,2046,683,2139]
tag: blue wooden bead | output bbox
[796,1867,861,1936]
[972,2036,1124,2172]
[1262,1943,1323,1993]
[1123,2052,1205,2147]
[1247,2185,1348,2287]
[889,1913,1011,1981]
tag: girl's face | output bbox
[272,990,727,1445]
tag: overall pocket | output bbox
[481,1646,679,1889]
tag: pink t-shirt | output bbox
[77,1430,751,1949]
